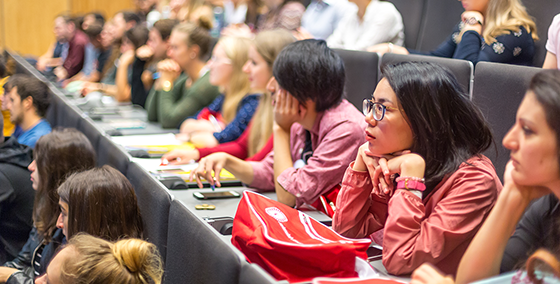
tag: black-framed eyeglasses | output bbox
[362,98,398,121]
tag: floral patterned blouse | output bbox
[415,22,535,66]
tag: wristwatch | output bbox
[465,17,483,26]
[162,81,172,92]
[396,179,426,191]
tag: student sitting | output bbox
[543,13,560,69]
[145,23,220,128]
[162,29,295,163]
[412,70,560,284]
[0,128,96,283]
[177,36,259,148]
[370,0,538,66]
[53,16,89,81]
[326,0,403,51]
[3,75,51,148]
[0,112,34,264]
[131,19,180,108]
[332,62,501,275]
[114,25,150,103]
[2,165,144,284]
[190,39,366,210]
[35,234,163,284]
[35,16,69,74]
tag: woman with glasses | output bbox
[176,36,260,148]
[332,62,501,276]
[145,22,220,128]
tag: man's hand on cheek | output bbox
[273,89,307,132]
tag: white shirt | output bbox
[327,0,404,51]
[224,0,248,25]
[302,0,351,40]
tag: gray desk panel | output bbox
[170,187,275,220]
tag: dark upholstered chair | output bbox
[388,0,426,49]
[96,135,130,174]
[239,262,277,284]
[163,200,244,284]
[56,102,83,129]
[380,53,474,97]
[472,62,541,180]
[77,118,103,153]
[334,49,379,110]
[415,0,465,52]
[126,162,172,264]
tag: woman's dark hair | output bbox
[382,62,493,196]
[528,70,560,169]
[153,19,180,41]
[124,25,150,50]
[57,165,144,241]
[33,128,96,242]
[273,39,345,112]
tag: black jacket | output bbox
[0,137,34,264]
[4,228,65,284]
[501,194,560,272]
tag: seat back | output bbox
[77,118,103,153]
[334,49,379,110]
[523,0,560,67]
[96,135,130,174]
[126,162,172,263]
[163,200,244,284]
[388,0,426,49]
[239,262,277,284]
[380,53,474,97]
[415,0,464,52]
[472,61,541,180]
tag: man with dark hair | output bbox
[113,11,141,42]
[0,111,35,264]
[54,16,89,80]
[192,39,367,210]
[36,16,69,73]
[4,75,52,148]
[67,23,112,83]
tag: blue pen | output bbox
[210,183,215,191]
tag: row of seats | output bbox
[8,50,278,284]
[387,0,560,67]
[336,49,540,181]
[8,47,544,282]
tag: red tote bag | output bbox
[232,191,373,283]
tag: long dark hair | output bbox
[57,166,144,241]
[382,62,493,196]
[529,70,560,169]
[528,70,560,261]
[33,128,96,242]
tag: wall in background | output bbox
[0,0,134,57]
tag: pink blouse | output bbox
[333,155,502,275]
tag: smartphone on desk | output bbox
[193,190,241,200]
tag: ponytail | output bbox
[61,234,163,284]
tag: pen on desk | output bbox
[208,115,222,132]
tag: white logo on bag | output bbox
[265,207,288,223]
